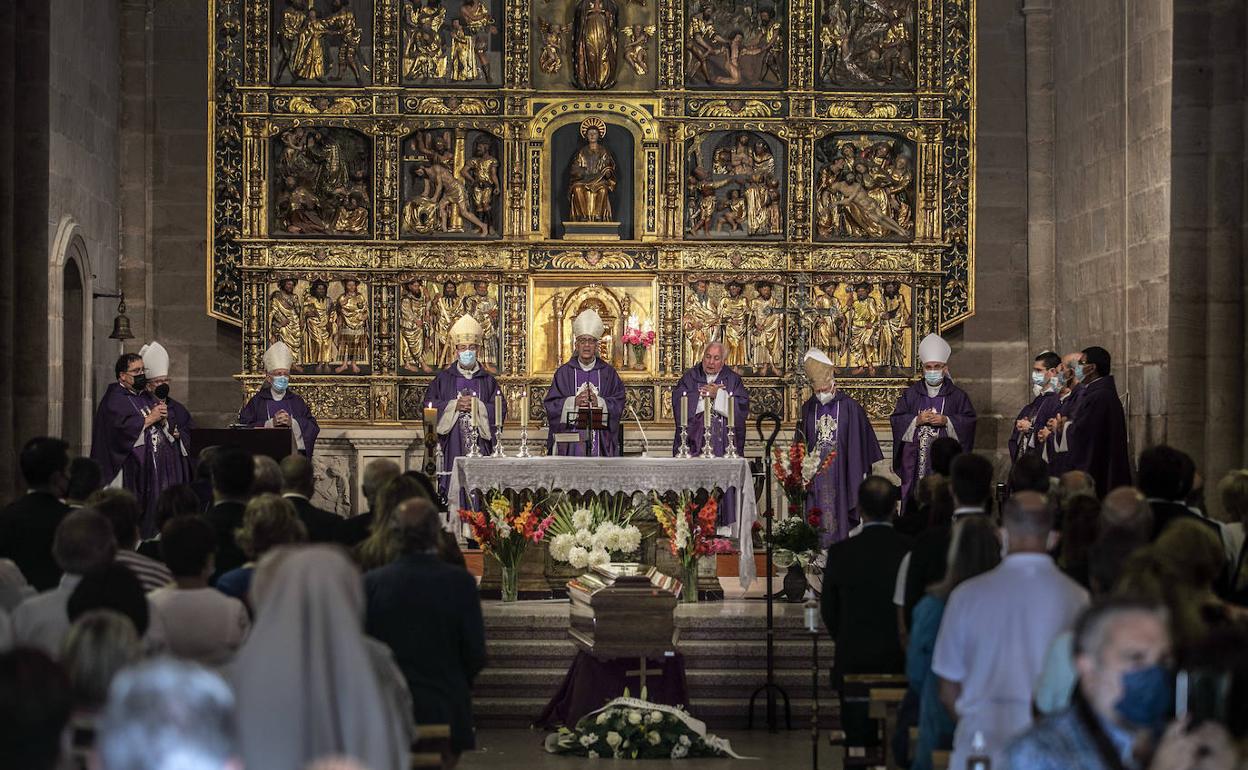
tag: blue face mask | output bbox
[271,375,289,392]
[1114,664,1173,730]
[1072,363,1085,383]
[923,370,944,387]
[458,350,477,368]
[1031,371,1047,387]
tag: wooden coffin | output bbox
[567,563,680,661]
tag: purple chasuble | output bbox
[1066,375,1132,497]
[1044,384,1084,475]
[797,392,884,546]
[238,387,321,457]
[888,379,977,506]
[1008,391,1061,468]
[422,364,505,499]
[543,358,625,457]
[670,365,749,457]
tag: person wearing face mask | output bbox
[796,348,883,545]
[888,333,977,508]
[1008,599,1239,770]
[1041,351,1088,476]
[422,314,506,499]
[1010,351,1064,473]
[238,341,320,457]
[1057,346,1132,498]
[90,353,172,514]
[543,308,625,457]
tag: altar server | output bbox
[238,341,320,457]
[671,341,749,457]
[423,314,505,497]
[1008,351,1062,472]
[889,334,977,506]
[90,353,174,523]
[1060,346,1131,497]
[543,309,625,456]
[797,349,883,545]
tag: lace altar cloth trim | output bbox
[446,457,758,588]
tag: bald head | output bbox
[1100,486,1153,539]
[1003,491,1055,550]
[394,498,442,554]
[280,453,315,497]
[1059,471,1094,500]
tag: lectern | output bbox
[189,427,294,462]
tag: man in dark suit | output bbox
[0,438,72,590]
[822,475,913,746]
[1138,444,1223,542]
[203,447,253,583]
[365,498,485,761]
[279,454,343,543]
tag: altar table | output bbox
[445,456,758,588]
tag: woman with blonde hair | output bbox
[215,493,307,604]
[61,609,143,767]
[353,475,426,572]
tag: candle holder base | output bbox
[516,432,532,458]
[466,426,483,458]
[490,441,506,458]
[725,443,739,460]
[676,427,691,459]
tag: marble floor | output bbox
[460,727,842,769]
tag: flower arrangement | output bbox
[652,492,733,601]
[458,491,553,601]
[763,514,823,573]
[622,315,656,370]
[545,697,739,760]
[547,494,644,571]
[773,442,836,516]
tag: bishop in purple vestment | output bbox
[889,334,977,506]
[238,342,320,457]
[424,315,506,499]
[798,349,883,545]
[1063,346,1132,498]
[1008,351,1063,470]
[543,309,625,457]
[135,341,195,536]
[90,354,168,532]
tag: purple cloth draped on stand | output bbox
[1065,375,1132,498]
[423,364,505,499]
[1008,392,1061,468]
[670,365,749,528]
[543,358,625,457]
[534,650,690,729]
[796,392,883,546]
[889,379,977,506]
[238,386,320,457]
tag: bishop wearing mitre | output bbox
[543,308,625,456]
[238,341,320,457]
[423,314,506,497]
[797,348,883,545]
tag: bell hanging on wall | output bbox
[109,295,134,341]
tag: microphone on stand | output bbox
[628,405,651,457]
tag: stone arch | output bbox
[48,216,95,454]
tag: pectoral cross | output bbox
[625,656,662,698]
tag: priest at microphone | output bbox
[543,308,625,457]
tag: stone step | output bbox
[473,696,840,730]
[484,639,822,669]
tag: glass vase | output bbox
[680,561,699,603]
[500,564,519,602]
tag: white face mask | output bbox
[816,391,834,405]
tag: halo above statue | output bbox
[579,117,607,140]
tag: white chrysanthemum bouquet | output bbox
[546,493,644,569]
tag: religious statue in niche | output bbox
[572,0,620,88]
[834,280,913,376]
[401,0,501,84]
[619,24,656,75]
[290,277,373,374]
[567,119,618,223]
[333,277,370,373]
[273,0,372,85]
[681,279,785,375]
[817,0,914,89]
[537,18,571,74]
[268,277,305,367]
[685,131,785,240]
[814,134,914,241]
[397,277,433,373]
[810,278,847,366]
[398,278,500,372]
[685,0,784,88]
[400,129,500,237]
[272,127,372,237]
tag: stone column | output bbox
[1023,0,1056,354]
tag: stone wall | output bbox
[120,0,241,431]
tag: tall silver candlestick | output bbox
[700,394,714,459]
[516,427,532,458]
[676,426,691,459]
[464,413,483,458]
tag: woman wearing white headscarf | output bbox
[228,546,413,770]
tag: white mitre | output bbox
[802,348,835,391]
[918,333,951,364]
[450,314,483,346]
[139,341,170,378]
[571,308,605,340]
[263,341,295,372]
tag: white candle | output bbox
[520,390,528,428]
[494,392,503,434]
[727,391,734,432]
[680,391,688,428]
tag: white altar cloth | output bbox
[446,456,758,588]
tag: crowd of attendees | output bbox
[0,437,484,770]
[822,439,1248,770]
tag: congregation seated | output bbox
[1009,452,1052,495]
[365,498,486,761]
[214,493,307,605]
[0,647,73,770]
[12,509,117,655]
[280,453,344,543]
[355,474,428,572]
[65,456,102,509]
[67,562,167,654]
[0,558,35,613]
[1220,470,1248,602]
[1056,492,1100,589]
[204,447,255,582]
[1100,486,1154,540]
[60,609,143,765]
[87,488,173,593]
[0,437,73,591]
[228,545,414,769]
[342,458,401,547]
[149,516,250,665]
[1139,445,1223,544]
[136,483,200,561]
[250,454,283,497]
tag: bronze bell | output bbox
[109,295,134,341]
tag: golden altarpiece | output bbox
[207,0,975,490]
